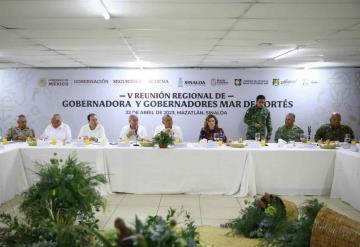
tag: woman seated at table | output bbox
[199,114,227,142]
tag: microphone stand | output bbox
[133,128,139,146]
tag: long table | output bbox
[0,143,358,209]
[249,147,336,196]
[0,145,28,204]
[331,149,360,211]
[105,147,250,195]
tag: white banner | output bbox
[0,68,359,141]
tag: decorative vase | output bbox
[159,143,168,148]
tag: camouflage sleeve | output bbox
[6,127,13,141]
[266,110,272,134]
[314,126,324,142]
[348,126,355,140]
[274,128,280,142]
[244,108,253,126]
[31,129,36,138]
[299,127,304,134]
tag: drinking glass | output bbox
[300,133,306,143]
[213,133,219,141]
[344,133,351,143]
[255,133,261,142]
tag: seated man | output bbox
[315,112,354,142]
[41,113,72,141]
[6,114,35,141]
[78,113,106,142]
[153,115,183,142]
[120,114,147,141]
[275,113,304,142]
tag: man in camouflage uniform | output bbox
[274,113,304,142]
[315,112,354,142]
[6,115,35,141]
[244,95,272,140]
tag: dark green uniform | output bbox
[244,106,272,140]
[314,124,354,142]
[6,126,35,141]
[275,125,304,142]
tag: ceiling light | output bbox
[258,42,272,47]
[274,47,300,60]
[96,0,110,20]
[126,59,158,69]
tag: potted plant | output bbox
[153,131,174,148]
[97,208,202,246]
[0,153,107,246]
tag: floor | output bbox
[1,194,360,230]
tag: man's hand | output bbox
[164,128,172,134]
[255,123,262,129]
[89,137,98,142]
[18,135,27,141]
[127,129,136,137]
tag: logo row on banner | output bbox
[43,78,320,87]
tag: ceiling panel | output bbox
[107,2,251,18]
[245,3,360,19]
[0,1,101,18]
[233,19,360,32]
[0,0,359,68]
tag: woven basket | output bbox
[282,199,299,220]
[260,195,299,220]
[310,207,360,247]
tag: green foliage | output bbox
[224,196,324,247]
[0,153,107,247]
[224,195,287,239]
[153,131,175,145]
[21,153,106,227]
[109,208,202,247]
[263,199,325,247]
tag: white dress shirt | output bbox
[78,124,106,142]
[120,125,147,141]
[42,122,72,141]
[153,125,184,142]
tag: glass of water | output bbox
[213,133,219,141]
[300,133,306,143]
[255,133,261,142]
[344,133,351,143]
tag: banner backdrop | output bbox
[0,68,359,142]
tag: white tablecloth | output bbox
[105,146,250,195]
[19,146,112,196]
[331,149,360,210]
[0,145,28,204]
[1,143,359,205]
[248,147,336,195]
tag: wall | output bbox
[0,68,359,141]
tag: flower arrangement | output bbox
[223,192,325,247]
[223,192,287,239]
[0,153,107,246]
[153,131,174,148]
[95,208,203,247]
[26,137,37,146]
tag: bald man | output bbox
[274,113,304,142]
[7,115,35,141]
[315,112,354,142]
[41,113,72,141]
[153,115,183,142]
[119,114,147,141]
